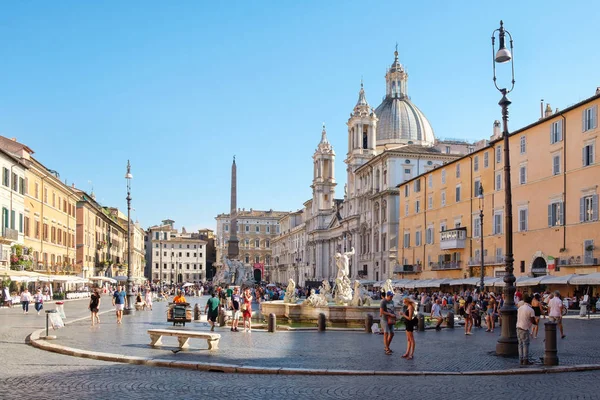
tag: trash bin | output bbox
[55,301,66,319]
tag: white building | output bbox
[271,210,307,285]
[273,50,467,283]
[146,220,207,284]
[0,148,27,270]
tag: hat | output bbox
[386,291,394,297]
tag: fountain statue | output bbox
[382,278,393,295]
[320,280,333,302]
[303,288,328,307]
[351,280,372,306]
[333,248,355,305]
[283,278,297,304]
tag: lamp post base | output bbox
[496,307,518,356]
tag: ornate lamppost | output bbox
[125,160,134,312]
[478,185,485,294]
[492,20,518,356]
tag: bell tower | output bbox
[311,124,336,212]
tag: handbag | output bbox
[241,303,248,311]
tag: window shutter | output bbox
[580,197,586,222]
[594,105,598,129]
[583,147,587,166]
[592,144,595,164]
[550,125,554,144]
[548,204,553,227]
[559,201,564,225]
[593,195,599,221]
[557,120,563,141]
[583,109,587,132]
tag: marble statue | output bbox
[320,280,333,302]
[382,278,393,295]
[351,280,372,307]
[335,247,355,279]
[334,275,353,305]
[284,278,297,304]
[214,258,256,286]
[303,288,328,308]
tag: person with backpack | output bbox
[230,287,241,332]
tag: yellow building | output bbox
[0,137,78,275]
[398,92,600,281]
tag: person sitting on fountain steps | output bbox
[380,291,396,355]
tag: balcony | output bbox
[557,256,598,267]
[394,264,422,274]
[430,261,462,271]
[0,227,18,243]
[439,228,467,250]
[467,257,505,266]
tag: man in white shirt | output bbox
[516,295,537,365]
[431,298,443,331]
[548,290,566,339]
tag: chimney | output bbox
[492,120,501,140]
[596,87,600,95]
[540,99,544,120]
[11,138,16,141]
[545,104,553,118]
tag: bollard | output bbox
[194,304,201,321]
[453,302,459,315]
[43,310,57,340]
[317,313,326,331]
[543,322,559,366]
[268,313,276,333]
[218,309,226,327]
[446,311,455,329]
[417,314,425,331]
[365,314,373,333]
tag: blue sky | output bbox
[1,1,599,231]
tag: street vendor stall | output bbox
[167,302,192,326]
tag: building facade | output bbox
[398,91,600,280]
[215,209,287,281]
[271,210,307,285]
[146,220,207,284]
[272,50,464,283]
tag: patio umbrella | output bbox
[182,282,194,288]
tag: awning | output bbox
[89,276,117,284]
[391,279,411,287]
[48,275,88,283]
[494,276,529,287]
[569,273,600,285]
[539,274,579,285]
[516,276,545,287]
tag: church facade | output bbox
[272,50,480,284]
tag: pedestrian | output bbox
[485,295,497,333]
[33,289,44,315]
[379,291,396,355]
[144,288,153,311]
[112,285,127,324]
[204,291,220,331]
[89,289,101,326]
[464,295,473,335]
[431,298,443,330]
[20,288,32,314]
[3,285,12,307]
[548,290,566,338]
[517,295,537,365]
[231,287,241,332]
[242,287,253,332]
[401,297,416,359]
[530,293,542,338]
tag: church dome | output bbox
[373,50,436,147]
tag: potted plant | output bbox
[586,244,595,252]
[559,248,567,253]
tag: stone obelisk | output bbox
[227,156,239,259]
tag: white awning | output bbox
[516,276,545,287]
[569,273,600,285]
[539,274,579,285]
[494,276,529,287]
[90,276,117,284]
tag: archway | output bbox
[531,257,547,276]
[253,269,262,283]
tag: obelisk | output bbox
[227,156,239,259]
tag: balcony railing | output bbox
[467,257,505,266]
[557,256,598,266]
[394,265,422,274]
[439,228,467,250]
[1,227,18,241]
[431,261,462,271]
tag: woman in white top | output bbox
[20,288,32,314]
[144,289,153,311]
[3,286,12,308]
[33,289,44,315]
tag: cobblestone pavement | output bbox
[2,299,600,399]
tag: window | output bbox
[495,172,502,191]
[225,224,229,232]
[426,227,433,244]
[518,208,528,232]
[266,239,270,248]
[484,152,489,168]
[403,232,410,248]
[583,105,598,132]
[245,225,249,232]
[494,212,503,235]
[18,213,23,233]
[580,195,598,222]
[519,165,527,184]
[24,216,29,236]
[415,231,422,247]
[496,248,504,263]
[441,170,446,184]
[428,195,433,210]
[440,223,447,232]
[266,226,270,233]
[496,146,502,163]
[548,201,564,226]
[473,216,481,238]
[583,143,595,166]
[19,177,25,194]
[553,154,561,175]
[382,233,387,251]
[404,185,409,197]
[551,120,563,144]
[255,225,260,233]
[441,191,446,207]
[520,136,526,154]
[445,146,451,154]
[404,202,409,216]
[415,200,420,213]
[456,163,461,178]
[474,180,481,198]
[428,175,433,188]
[255,239,260,248]
[414,179,421,193]
[455,185,461,202]
[35,182,39,199]
[186,252,190,257]
[474,156,479,172]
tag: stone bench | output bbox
[147,329,220,350]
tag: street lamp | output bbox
[492,20,518,356]
[478,184,485,294]
[125,160,134,312]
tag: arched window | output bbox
[375,169,380,191]
[374,231,379,253]
[266,255,271,265]
[255,255,260,264]
[255,239,260,248]
[374,202,380,224]
[245,254,250,263]
[382,200,387,222]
